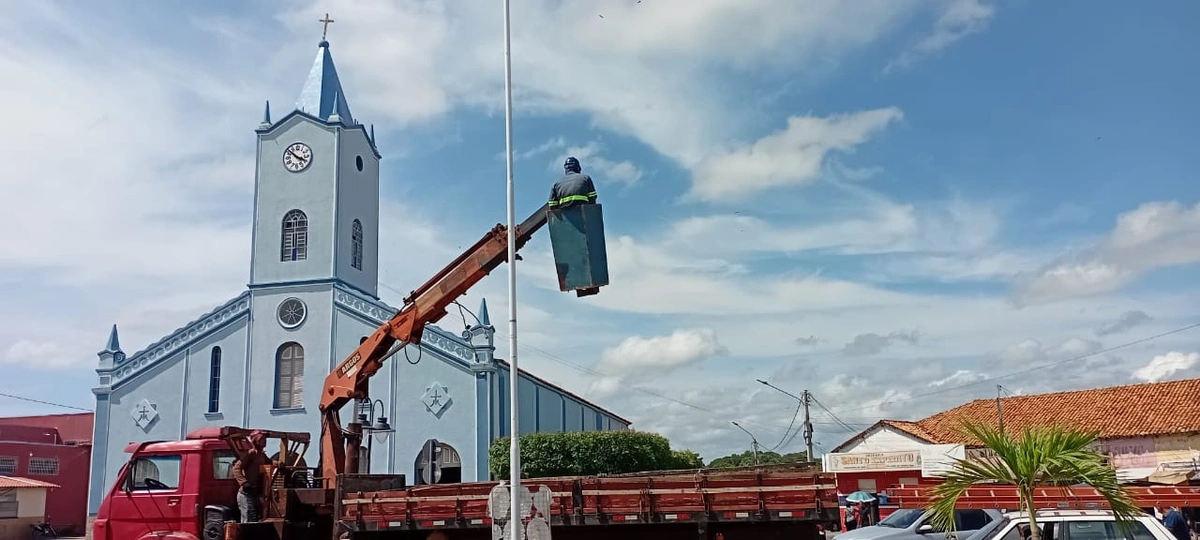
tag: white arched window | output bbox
[351,219,363,270]
[274,342,304,408]
[281,210,308,262]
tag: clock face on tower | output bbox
[282,142,313,172]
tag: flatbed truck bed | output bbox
[337,463,839,539]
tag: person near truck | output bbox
[548,156,597,210]
[1163,506,1190,540]
[232,432,269,523]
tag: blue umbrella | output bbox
[846,491,876,503]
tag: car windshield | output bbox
[879,509,926,528]
[967,516,1010,540]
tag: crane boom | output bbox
[318,203,550,487]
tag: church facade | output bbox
[87,38,629,514]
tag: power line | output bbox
[0,392,92,412]
[828,321,1200,416]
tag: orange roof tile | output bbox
[916,378,1200,445]
[880,420,942,442]
[0,476,59,489]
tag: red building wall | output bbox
[835,469,941,529]
[0,413,93,536]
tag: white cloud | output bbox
[1013,200,1200,306]
[3,340,79,371]
[552,141,644,187]
[884,0,996,74]
[599,328,728,374]
[993,336,1102,368]
[689,108,904,202]
[277,0,983,186]
[1132,352,1199,383]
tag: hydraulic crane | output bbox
[318,203,565,488]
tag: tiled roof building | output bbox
[845,378,1200,449]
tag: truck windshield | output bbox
[129,455,182,490]
[878,509,926,528]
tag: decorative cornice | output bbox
[332,284,473,364]
[106,292,251,388]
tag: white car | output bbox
[965,509,1175,540]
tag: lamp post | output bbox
[501,0,522,538]
[730,421,761,466]
[358,399,394,473]
[755,379,814,460]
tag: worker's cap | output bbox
[564,156,580,170]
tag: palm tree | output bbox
[926,421,1141,540]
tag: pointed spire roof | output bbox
[103,324,122,353]
[295,40,354,125]
[478,298,491,327]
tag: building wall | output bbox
[836,426,931,454]
[0,414,92,443]
[0,489,49,540]
[0,443,90,534]
[332,125,380,298]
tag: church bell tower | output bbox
[247,36,382,299]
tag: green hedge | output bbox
[488,430,704,478]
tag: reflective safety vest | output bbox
[549,172,597,208]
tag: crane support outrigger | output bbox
[319,203,558,488]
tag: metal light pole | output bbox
[730,421,761,466]
[502,0,521,537]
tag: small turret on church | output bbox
[95,324,124,388]
[465,298,496,371]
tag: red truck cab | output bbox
[92,428,266,540]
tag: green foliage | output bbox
[489,430,706,478]
[671,449,705,469]
[927,421,1140,539]
[707,450,809,468]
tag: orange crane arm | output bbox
[318,204,550,487]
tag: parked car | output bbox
[835,508,1004,540]
[968,509,1173,540]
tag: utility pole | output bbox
[730,421,760,465]
[802,390,814,461]
[996,384,1005,435]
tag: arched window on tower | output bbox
[274,342,305,409]
[207,347,221,413]
[281,210,308,262]
[351,219,363,270]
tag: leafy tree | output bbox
[489,430,705,478]
[707,450,809,468]
[671,449,704,469]
[926,421,1140,540]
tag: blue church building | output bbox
[87,37,629,514]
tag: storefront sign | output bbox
[825,450,922,473]
[921,444,967,477]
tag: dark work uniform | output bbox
[548,172,597,209]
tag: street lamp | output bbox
[730,421,761,466]
[358,399,394,473]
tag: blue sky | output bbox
[1,0,1199,461]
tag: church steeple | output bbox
[295,39,354,126]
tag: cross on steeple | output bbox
[319,13,335,41]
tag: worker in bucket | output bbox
[548,156,597,209]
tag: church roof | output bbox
[295,40,354,126]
